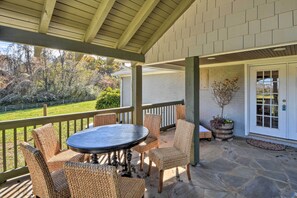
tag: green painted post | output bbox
[185,56,200,165]
[131,65,143,125]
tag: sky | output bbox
[0,41,10,53]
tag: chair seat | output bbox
[149,147,188,170]
[133,137,158,153]
[48,149,84,172]
[51,169,71,197]
[119,177,145,198]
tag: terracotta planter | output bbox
[210,121,234,141]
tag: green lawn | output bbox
[0,100,97,172]
[0,100,97,121]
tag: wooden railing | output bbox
[0,100,183,183]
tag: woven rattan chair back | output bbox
[173,119,195,163]
[64,162,120,198]
[20,142,55,197]
[32,123,60,161]
[176,104,185,123]
[93,113,117,127]
[144,114,162,139]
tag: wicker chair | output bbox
[93,113,117,164]
[176,104,185,124]
[147,119,195,193]
[133,114,162,171]
[32,123,84,172]
[64,161,145,198]
[20,142,70,198]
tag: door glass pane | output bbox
[257,105,263,115]
[272,118,278,129]
[257,116,263,126]
[264,117,270,127]
[255,69,279,129]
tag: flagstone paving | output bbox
[136,129,297,198]
[1,128,297,198]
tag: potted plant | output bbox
[210,77,239,141]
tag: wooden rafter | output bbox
[141,0,195,54]
[39,0,57,33]
[0,26,145,62]
[84,0,116,43]
[116,0,160,49]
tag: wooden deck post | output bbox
[43,104,48,116]
[185,56,200,165]
[131,65,143,125]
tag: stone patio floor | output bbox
[1,128,297,198]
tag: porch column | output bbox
[185,56,200,165]
[131,65,143,125]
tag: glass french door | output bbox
[250,65,287,138]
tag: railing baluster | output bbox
[74,120,77,133]
[81,119,83,130]
[13,128,17,169]
[2,130,6,172]
[67,121,70,138]
[122,112,126,124]
[59,122,62,148]
[24,126,27,142]
[87,117,90,129]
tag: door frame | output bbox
[249,64,287,138]
[245,58,297,140]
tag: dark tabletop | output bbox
[66,124,149,154]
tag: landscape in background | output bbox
[0,41,122,120]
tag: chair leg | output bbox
[158,170,164,193]
[140,152,144,171]
[147,160,152,176]
[186,163,191,181]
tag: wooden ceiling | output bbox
[0,0,195,61]
[169,44,297,67]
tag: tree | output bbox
[95,87,120,110]
[211,77,239,117]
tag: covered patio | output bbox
[1,128,297,197]
[1,0,297,197]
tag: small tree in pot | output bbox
[210,77,239,141]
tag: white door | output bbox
[288,63,297,140]
[250,65,287,138]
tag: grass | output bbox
[0,100,97,121]
[0,100,97,172]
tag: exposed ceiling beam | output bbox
[141,0,195,54]
[84,0,116,43]
[116,0,160,49]
[39,0,57,33]
[106,58,114,65]
[146,63,185,71]
[34,46,43,57]
[0,26,145,62]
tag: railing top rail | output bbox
[0,106,134,130]
[142,100,184,110]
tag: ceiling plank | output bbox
[147,63,185,71]
[39,0,57,33]
[84,0,116,43]
[116,0,160,49]
[141,0,195,54]
[0,26,145,62]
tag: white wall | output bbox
[121,65,245,137]
[145,0,297,64]
[121,72,185,106]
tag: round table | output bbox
[67,124,149,176]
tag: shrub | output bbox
[95,87,120,110]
